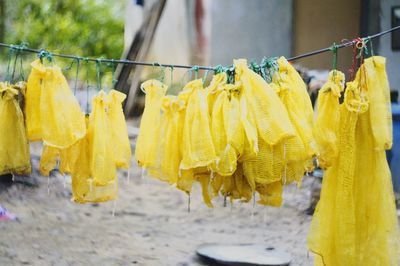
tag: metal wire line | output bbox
[0,25,399,70]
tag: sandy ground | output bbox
[0,130,316,266]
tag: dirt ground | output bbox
[0,130,317,266]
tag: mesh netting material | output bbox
[314,70,344,169]
[136,58,316,207]
[25,59,86,148]
[0,82,31,175]
[308,57,400,265]
[135,79,167,168]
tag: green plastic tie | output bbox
[96,59,102,91]
[202,69,210,84]
[260,57,278,83]
[84,58,91,114]
[212,65,224,74]
[38,49,53,63]
[74,58,81,95]
[365,37,374,56]
[330,43,338,71]
[192,66,199,80]
[152,62,166,83]
[169,66,174,88]
[5,47,16,82]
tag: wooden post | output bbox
[114,0,167,116]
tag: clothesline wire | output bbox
[288,25,400,61]
[0,25,399,71]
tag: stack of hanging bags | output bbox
[0,58,131,203]
[308,56,400,265]
[136,54,400,264]
[135,57,317,207]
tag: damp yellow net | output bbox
[0,82,31,175]
[308,57,400,266]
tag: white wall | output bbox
[209,0,293,66]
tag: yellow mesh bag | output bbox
[238,87,258,162]
[230,164,252,202]
[234,59,295,145]
[210,86,240,176]
[363,56,392,150]
[176,169,195,194]
[59,140,82,175]
[106,90,131,169]
[257,181,283,207]
[308,61,400,265]
[211,90,228,169]
[0,82,31,175]
[243,137,284,186]
[88,91,116,186]
[135,79,167,168]
[211,173,224,196]
[147,95,182,184]
[180,79,216,169]
[270,80,308,183]
[27,60,86,148]
[314,70,344,168]
[39,145,59,176]
[227,87,245,156]
[220,173,235,200]
[39,111,88,176]
[25,59,43,141]
[71,119,118,203]
[276,57,317,159]
[206,72,227,115]
[197,173,214,208]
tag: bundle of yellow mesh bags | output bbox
[135,57,316,207]
[308,56,400,265]
[17,59,131,203]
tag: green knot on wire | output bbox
[38,49,53,62]
[96,58,105,91]
[107,59,119,87]
[212,65,225,74]
[250,61,261,74]
[363,37,374,57]
[9,42,28,52]
[226,66,235,84]
[260,57,278,82]
[261,57,278,69]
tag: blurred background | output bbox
[0,1,399,265]
[1,0,399,113]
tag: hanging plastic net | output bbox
[25,60,43,141]
[135,79,167,168]
[180,79,217,170]
[0,82,31,175]
[25,59,86,148]
[88,91,116,186]
[308,56,400,266]
[234,59,295,146]
[106,90,132,169]
[313,70,344,168]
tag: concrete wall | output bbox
[209,0,293,66]
[293,0,361,72]
[379,0,400,93]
